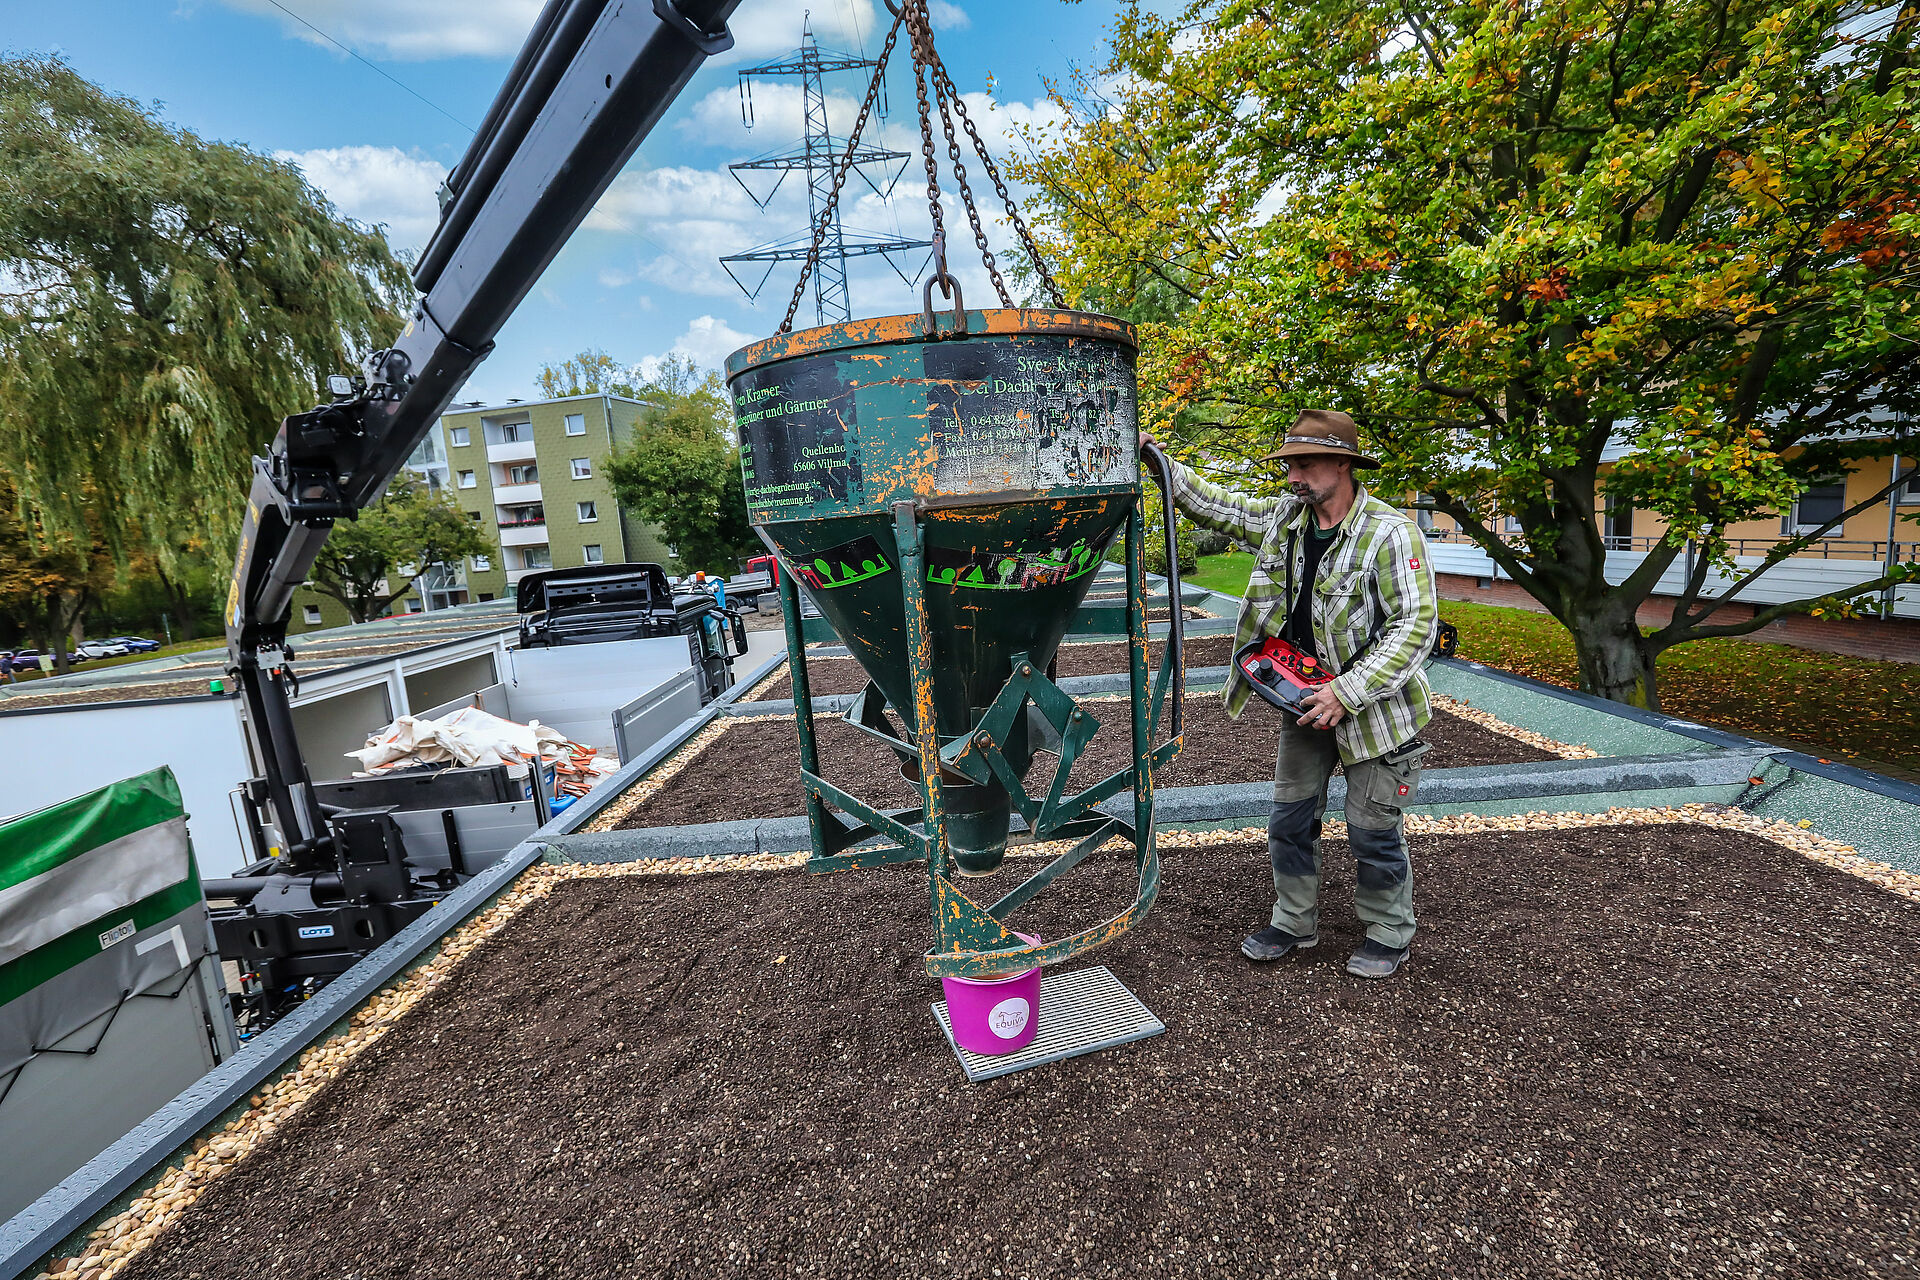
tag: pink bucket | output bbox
[941,935,1042,1055]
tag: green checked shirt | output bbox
[1166,459,1440,765]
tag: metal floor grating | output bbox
[932,966,1164,1082]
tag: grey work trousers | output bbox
[1267,715,1426,949]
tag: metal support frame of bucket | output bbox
[736,305,1185,980]
[768,464,1188,981]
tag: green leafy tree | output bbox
[535,348,634,399]
[0,55,411,568]
[0,484,115,673]
[1015,0,1920,707]
[307,478,496,623]
[605,356,756,573]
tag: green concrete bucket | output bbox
[729,306,1178,978]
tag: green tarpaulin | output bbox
[0,767,207,1076]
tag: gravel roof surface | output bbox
[112,822,1918,1279]
[614,697,1554,829]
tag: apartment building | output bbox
[291,394,674,633]
[1417,432,1920,660]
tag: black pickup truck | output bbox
[515,562,748,702]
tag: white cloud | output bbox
[275,145,448,252]
[638,315,757,377]
[928,1,970,31]
[714,0,886,66]
[222,0,541,59]
[685,79,876,149]
[579,76,1066,317]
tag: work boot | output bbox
[1345,938,1410,979]
[1240,926,1318,962]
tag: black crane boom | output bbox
[225,0,740,864]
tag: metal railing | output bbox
[1422,526,1920,563]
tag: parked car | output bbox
[76,639,131,659]
[7,649,85,672]
[110,636,162,652]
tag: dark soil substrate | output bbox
[616,699,1554,829]
[749,635,1241,701]
[123,824,1919,1279]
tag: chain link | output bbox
[780,0,1064,330]
[908,30,947,283]
[923,55,1065,307]
[901,0,1008,306]
[778,6,908,334]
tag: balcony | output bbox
[493,480,543,505]
[499,523,548,548]
[488,438,538,465]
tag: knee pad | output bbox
[1349,823,1409,889]
[1268,796,1321,877]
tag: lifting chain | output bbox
[778,0,1064,334]
[901,0,1064,309]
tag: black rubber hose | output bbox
[1140,442,1185,741]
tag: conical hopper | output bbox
[729,308,1140,873]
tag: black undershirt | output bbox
[1281,521,1338,658]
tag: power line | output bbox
[262,0,475,134]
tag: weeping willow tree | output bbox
[0,55,412,572]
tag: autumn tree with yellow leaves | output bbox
[1015,0,1919,707]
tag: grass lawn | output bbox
[1,636,225,684]
[1189,552,1920,774]
[1186,550,1255,596]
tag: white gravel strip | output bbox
[1430,693,1597,759]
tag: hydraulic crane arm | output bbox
[226,0,740,864]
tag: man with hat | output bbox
[1144,410,1438,978]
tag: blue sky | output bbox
[5,1,1127,403]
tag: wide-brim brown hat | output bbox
[1259,409,1380,469]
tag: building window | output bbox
[1786,477,1847,533]
[501,504,543,527]
[1603,495,1634,549]
[458,469,476,488]
[404,598,424,614]
[479,592,495,602]
[449,425,470,447]
[500,421,531,443]
[577,500,598,522]
[570,457,592,479]
[303,604,323,625]
[520,546,552,570]
[472,554,492,571]
[507,463,539,485]
[565,413,586,436]
[583,544,604,564]
[1899,457,1920,505]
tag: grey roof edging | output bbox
[545,748,1777,862]
[0,645,789,1279]
[1435,657,1920,804]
